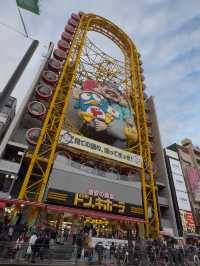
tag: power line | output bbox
[0,20,34,41]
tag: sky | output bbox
[0,0,200,147]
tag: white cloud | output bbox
[0,0,200,147]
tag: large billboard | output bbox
[169,158,191,211]
[59,130,142,168]
[166,151,195,233]
[64,79,138,150]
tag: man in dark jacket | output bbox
[110,242,115,262]
[95,242,104,264]
[75,231,84,261]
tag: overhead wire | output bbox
[0,20,34,41]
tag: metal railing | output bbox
[0,240,199,265]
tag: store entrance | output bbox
[42,209,143,246]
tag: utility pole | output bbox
[0,39,39,111]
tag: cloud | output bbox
[0,0,199,147]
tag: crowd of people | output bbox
[0,219,200,265]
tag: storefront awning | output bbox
[0,201,5,208]
[46,204,146,224]
[0,198,46,208]
[0,198,145,224]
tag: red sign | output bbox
[180,210,196,233]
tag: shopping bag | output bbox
[26,245,32,255]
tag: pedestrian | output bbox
[95,241,104,265]
[110,242,115,262]
[87,232,93,263]
[40,233,50,260]
[194,250,200,266]
[49,236,55,262]
[32,233,44,262]
[27,232,37,262]
[75,230,84,263]
[122,244,129,265]
[15,233,25,261]
[8,225,14,241]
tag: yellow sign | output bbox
[74,193,125,214]
[47,189,144,219]
[59,130,142,168]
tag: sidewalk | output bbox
[0,259,105,266]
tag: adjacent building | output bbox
[0,95,17,199]
[145,96,178,236]
[165,140,200,235]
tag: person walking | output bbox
[32,233,44,262]
[75,230,84,263]
[8,225,14,241]
[15,233,25,262]
[95,241,104,265]
[110,242,115,263]
[27,232,37,262]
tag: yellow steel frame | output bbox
[18,13,159,237]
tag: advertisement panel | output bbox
[64,79,138,150]
[186,166,200,202]
[169,158,192,212]
[175,190,191,212]
[169,158,183,176]
[171,172,187,193]
[167,155,195,232]
[180,210,196,233]
[59,130,142,168]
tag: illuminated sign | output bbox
[47,189,144,219]
[180,210,196,233]
[59,130,142,168]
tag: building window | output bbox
[0,173,14,193]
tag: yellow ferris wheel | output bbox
[18,12,159,238]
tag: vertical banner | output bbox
[167,153,195,233]
[186,166,200,202]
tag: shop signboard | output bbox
[186,166,200,203]
[46,188,144,219]
[180,210,196,233]
[169,158,191,211]
[59,130,142,168]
